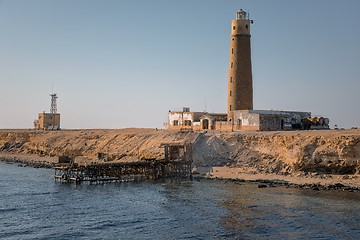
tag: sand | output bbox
[200,166,360,189]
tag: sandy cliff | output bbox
[1,129,360,176]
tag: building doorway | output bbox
[236,119,242,130]
[202,119,209,129]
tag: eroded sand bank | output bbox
[1,128,360,189]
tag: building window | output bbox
[231,62,233,68]
[229,105,232,111]
[184,120,192,126]
[230,91,232,97]
[173,120,179,126]
[231,48,234,54]
[230,76,233,83]
[246,24,248,29]
[233,26,236,30]
[232,38,234,41]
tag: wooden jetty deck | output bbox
[53,143,192,183]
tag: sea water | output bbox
[0,161,359,239]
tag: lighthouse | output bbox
[227,9,253,121]
[166,9,320,132]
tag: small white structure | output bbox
[166,107,226,131]
[165,108,328,131]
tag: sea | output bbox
[0,161,359,240]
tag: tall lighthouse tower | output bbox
[227,9,253,120]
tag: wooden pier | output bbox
[53,143,192,183]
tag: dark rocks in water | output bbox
[327,183,345,190]
[333,183,345,188]
[310,184,322,191]
[230,178,245,183]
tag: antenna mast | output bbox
[50,93,58,114]
[204,96,207,112]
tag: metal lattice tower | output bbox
[50,93,58,114]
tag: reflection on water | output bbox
[220,182,360,239]
[0,161,360,239]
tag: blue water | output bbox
[0,161,360,239]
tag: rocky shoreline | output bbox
[1,152,359,193]
[1,128,360,192]
[200,176,360,193]
[0,154,56,168]
[196,165,360,193]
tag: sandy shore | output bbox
[0,152,58,168]
[198,166,360,190]
[1,129,360,191]
[1,152,360,192]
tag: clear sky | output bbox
[0,0,359,129]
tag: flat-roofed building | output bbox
[34,93,61,130]
[34,112,60,130]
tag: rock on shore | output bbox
[1,128,360,176]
